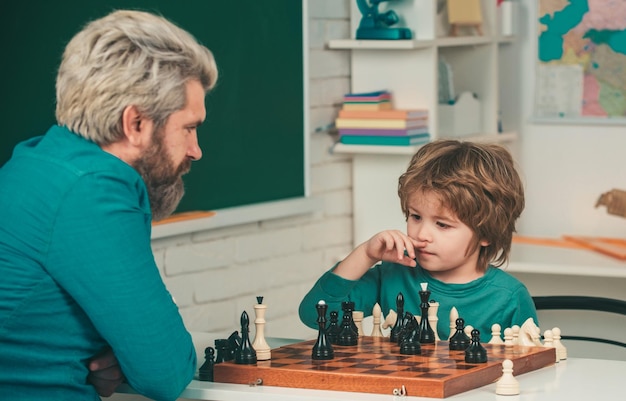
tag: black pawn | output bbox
[399,315,421,355]
[235,311,257,364]
[327,311,340,344]
[312,301,334,360]
[214,339,231,363]
[390,292,405,343]
[465,329,488,363]
[336,310,358,346]
[418,287,436,343]
[341,301,359,336]
[449,317,471,350]
[198,347,215,381]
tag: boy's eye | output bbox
[410,214,421,221]
[437,221,450,229]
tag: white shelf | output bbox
[332,132,517,156]
[328,35,498,50]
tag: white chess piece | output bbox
[252,297,271,360]
[518,318,542,347]
[503,327,514,346]
[488,323,504,344]
[382,309,397,330]
[352,311,364,337]
[370,303,384,337]
[428,300,441,341]
[511,325,520,345]
[449,306,459,340]
[552,327,567,360]
[495,359,520,395]
[533,325,542,346]
[543,329,558,362]
[464,325,474,338]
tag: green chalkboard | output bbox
[0,0,305,213]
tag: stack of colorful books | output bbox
[336,91,430,146]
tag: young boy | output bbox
[299,140,537,341]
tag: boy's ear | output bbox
[480,239,490,247]
[121,105,151,147]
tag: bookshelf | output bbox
[329,0,519,245]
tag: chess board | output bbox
[213,337,556,398]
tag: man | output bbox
[0,10,218,400]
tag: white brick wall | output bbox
[153,0,354,343]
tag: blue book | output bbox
[343,90,390,98]
[340,133,430,146]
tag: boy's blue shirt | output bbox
[299,261,538,341]
[0,125,195,401]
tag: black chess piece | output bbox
[418,285,436,343]
[227,331,241,361]
[312,301,334,360]
[198,346,215,381]
[465,329,488,363]
[449,317,471,351]
[336,310,358,346]
[399,314,421,355]
[214,339,231,363]
[327,310,340,344]
[396,311,412,346]
[341,301,359,336]
[390,292,405,343]
[235,311,257,364]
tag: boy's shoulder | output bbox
[485,266,527,289]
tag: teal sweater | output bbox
[0,126,195,401]
[299,262,538,341]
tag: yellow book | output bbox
[342,102,393,111]
[338,109,428,120]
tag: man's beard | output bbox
[132,131,192,221]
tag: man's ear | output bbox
[121,105,151,147]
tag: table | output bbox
[117,358,624,400]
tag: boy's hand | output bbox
[334,230,421,281]
[365,230,420,267]
[87,347,125,397]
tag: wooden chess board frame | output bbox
[213,337,556,398]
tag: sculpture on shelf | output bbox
[355,0,412,40]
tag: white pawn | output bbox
[495,359,520,395]
[511,325,520,345]
[488,323,504,344]
[552,327,567,360]
[464,325,474,338]
[428,300,441,341]
[449,307,459,340]
[503,327,514,346]
[543,329,558,363]
[371,303,384,337]
[353,311,364,337]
